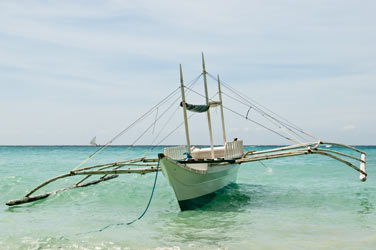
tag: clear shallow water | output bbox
[0,145,375,250]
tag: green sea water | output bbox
[0,145,375,250]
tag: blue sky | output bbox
[1,0,375,145]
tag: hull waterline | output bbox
[159,154,240,210]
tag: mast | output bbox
[202,53,215,159]
[180,64,191,155]
[217,74,227,145]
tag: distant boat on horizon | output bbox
[90,136,99,147]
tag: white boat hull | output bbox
[159,154,239,210]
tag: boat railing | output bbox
[224,140,244,159]
[164,145,187,160]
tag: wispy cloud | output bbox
[341,124,356,131]
[0,0,375,144]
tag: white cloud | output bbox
[0,0,375,145]
[341,124,356,131]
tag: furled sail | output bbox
[180,101,209,113]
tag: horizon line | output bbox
[1,144,375,147]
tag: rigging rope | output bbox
[115,73,203,162]
[78,158,161,234]
[72,74,203,171]
[222,91,305,143]
[141,106,181,158]
[223,105,299,143]
[206,72,318,142]
[223,83,303,133]
[142,91,219,158]
[73,74,205,232]
[209,72,301,128]
[207,73,309,131]
[152,107,159,135]
[71,87,180,171]
[183,82,298,143]
[246,106,252,120]
[113,95,182,163]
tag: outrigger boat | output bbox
[6,54,367,211]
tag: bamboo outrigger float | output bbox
[6,54,367,209]
[6,158,160,206]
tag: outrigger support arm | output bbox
[238,141,367,181]
[6,142,367,207]
[6,158,159,206]
[6,174,120,206]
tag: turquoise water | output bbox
[0,145,375,249]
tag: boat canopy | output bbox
[180,101,209,113]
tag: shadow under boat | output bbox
[180,183,266,212]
